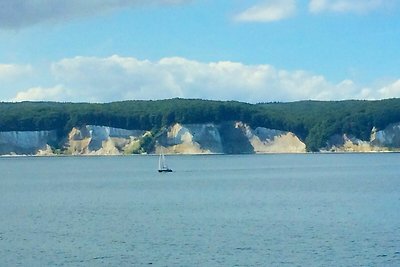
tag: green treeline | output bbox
[1,98,400,151]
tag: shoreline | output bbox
[1,150,399,158]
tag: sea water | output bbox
[0,154,399,266]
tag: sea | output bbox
[0,153,399,266]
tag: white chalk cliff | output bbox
[0,130,58,155]
[156,123,224,154]
[156,122,305,154]
[327,122,400,152]
[66,125,145,155]
[1,122,400,155]
[238,122,306,153]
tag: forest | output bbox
[1,98,400,151]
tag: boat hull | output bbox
[158,169,173,173]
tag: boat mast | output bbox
[159,147,168,170]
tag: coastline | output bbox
[1,150,399,158]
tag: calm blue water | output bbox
[0,154,399,266]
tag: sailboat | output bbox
[158,148,172,173]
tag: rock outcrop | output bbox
[238,122,306,153]
[371,123,400,148]
[156,123,223,154]
[1,122,400,155]
[0,130,58,155]
[66,125,146,155]
[326,122,400,152]
[156,122,306,154]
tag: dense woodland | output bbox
[1,98,400,151]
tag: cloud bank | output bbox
[9,55,400,103]
[235,0,296,22]
[309,0,391,14]
[0,0,188,28]
[0,63,32,80]
[235,0,398,22]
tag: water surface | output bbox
[0,154,399,266]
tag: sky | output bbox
[0,0,400,103]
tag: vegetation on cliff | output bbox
[1,98,400,151]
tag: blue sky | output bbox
[0,0,400,103]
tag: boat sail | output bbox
[158,148,172,173]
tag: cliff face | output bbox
[1,122,400,155]
[156,123,224,154]
[326,122,400,152]
[371,123,400,148]
[0,130,58,155]
[66,125,146,155]
[156,122,306,154]
[239,123,306,153]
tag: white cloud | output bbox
[7,55,400,103]
[0,0,189,29]
[309,0,390,14]
[45,55,400,102]
[52,55,306,102]
[378,80,400,99]
[235,0,296,22]
[11,85,71,102]
[0,63,32,82]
